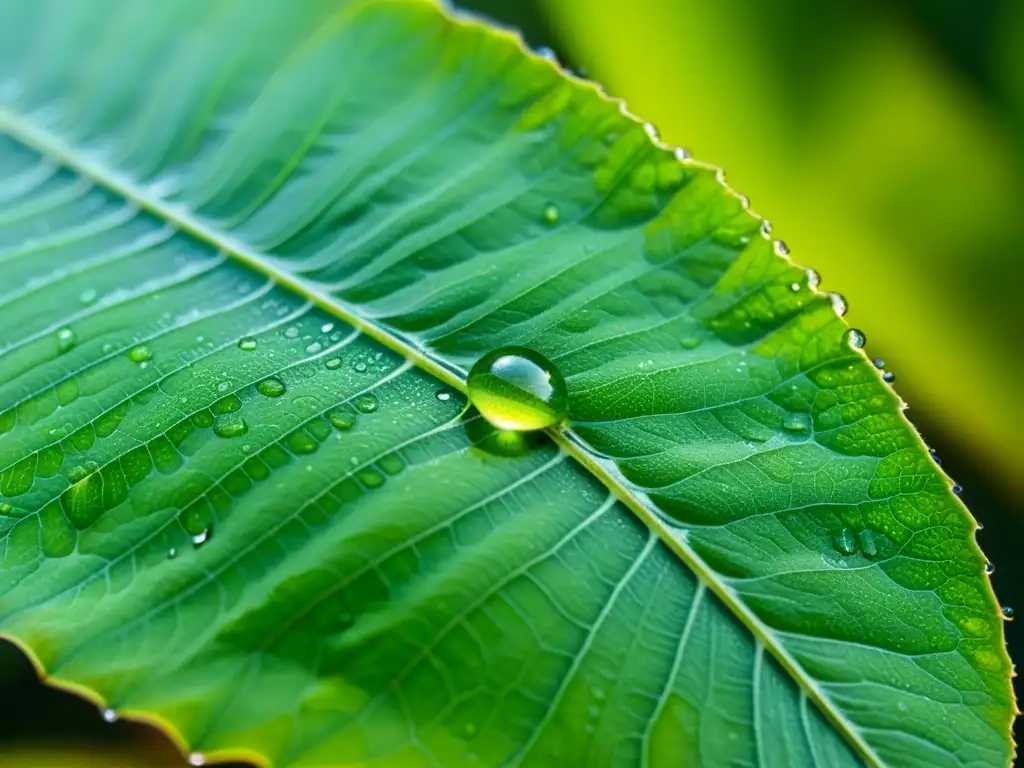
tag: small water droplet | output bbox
[760,220,772,236]
[191,529,210,548]
[0,502,13,515]
[213,415,248,438]
[782,412,811,435]
[541,203,560,224]
[168,547,177,559]
[237,337,257,351]
[790,282,800,292]
[467,347,568,432]
[354,361,367,373]
[102,708,117,723]
[325,357,342,370]
[284,326,299,339]
[845,329,866,350]
[1002,606,1014,620]
[327,409,356,430]
[188,753,206,766]
[834,527,856,556]
[79,288,98,305]
[929,448,943,467]
[882,371,896,383]
[128,345,151,363]
[101,343,115,354]
[773,240,789,256]
[873,358,885,370]
[674,147,691,161]
[217,381,230,393]
[306,341,323,354]
[56,327,75,353]
[321,322,335,334]
[952,484,963,495]
[829,293,847,317]
[985,561,994,575]
[355,394,379,414]
[256,378,286,398]
[679,336,702,350]
[806,270,820,291]
[858,529,878,558]
[436,390,452,402]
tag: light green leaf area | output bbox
[0,1,1013,767]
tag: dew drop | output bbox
[467,347,568,432]
[873,358,885,370]
[829,293,848,317]
[306,341,323,354]
[952,484,963,495]
[773,240,789,256]
[782,412,811,435]
[674,146,691,161]
[679,336,702,350]
[790,282,800,292]
[355,394,379,414]
[806,269,821,291]
[191,529,210,548]
[168,547,177,559]
[101,343,115,354]
[0,502,13,515]
[834,527,856,556]
[354,361,367,373]
[284,326,299,339]
[858,529,878,558]
[845,329,866,350]
[437,390,456,402]
[128,345,151,363]
[327,409,356,431]
[237,337,257,351]
[217,381,230,393]
[321,322,335,334]
[102,708,117,723]
[882,371,896,383]
[325,357,342,370]
[256,378,286,398]
[79,288,98,306]
[541,203,560,224]
[760,220,772,237]
[929,448,943,467]
[985,561,994,575]
[56,327,76,353]
[188,752,206,766]
[213,415,248,438]
[1003,606,1014,620]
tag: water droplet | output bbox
[0,502,13,515]
[858,529,878,558]
[102,708,117,723]
[773,240,789,256]
[952,484,963,495]
[56,327,75,353]
[467,347,568,431]
[354,361,367,373]
[790,282,800,292]
[679,336,702,350]
[834,528,856,556]
[829,293,848,317]
[128,345,151,363]
[191,529,210,548]
[1002,606,1014,620]
[873,358,885,370]
[168,547,177,559]
[985,561,994,575]
[188,752,206,766]
[541,203,559,224]
[436,390,452,402]
[284,326,299,339]
[845,329,866,350]
[101,343,115,354]
[674,147,690,161]
[782,412,811,435]
[592,686,605,700]
[806,270,821,291]
[327,409,356,430]
[929,448,943,466]
[237,337,257,351]
[217,381,230,393]
[256,378,286,398]
[213,415,248,438]
[325,357,342,370]
[306,341,323,354]
[321,323,335,334]
[79,288,98,306]
[760,220,772,236]
[882,371,896,383]
[355,394,379,414]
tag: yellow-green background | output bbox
[1,0,1020,763]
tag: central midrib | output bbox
[0,103,883,768]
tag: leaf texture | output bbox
[0,1,1014,766]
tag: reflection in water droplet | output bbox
[57,327,75,353]
[213,415,248,438]
[238,337,257,351]
[845,329,866,350]
[355,394,379,414]
[128,345,151,363]
[782,412,811,435]
[256,378,286,398]
[542,203,559,224]
[467,347,568,431]
[834,528,856,556]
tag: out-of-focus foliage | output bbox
[542,0,1024,499]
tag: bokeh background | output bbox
[2,0,1020,763]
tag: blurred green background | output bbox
[1,0,1020,763]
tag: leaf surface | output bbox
[0,1,1013,766]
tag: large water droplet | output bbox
[327,409,356,430]
[858,529,878,558]
[128,345,151,363]
[773,240,789,256]
[882,371,896,384]
[782,412,811,435]
[845,329,866,350]
[213,415,248,438]
[834,527,856,556]
[467,347,567,431]
[985,561,994,575]
[256,378,286,398]
[325,357,342,370]
[354,394,379,414]
[57,327,76,353]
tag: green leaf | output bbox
[0,1,1014,766]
